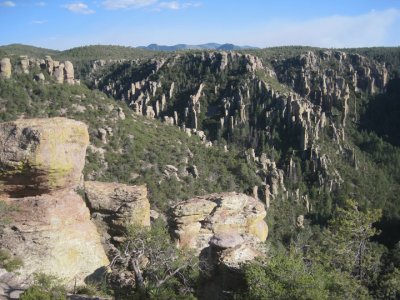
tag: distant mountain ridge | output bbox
[138,43,259,51]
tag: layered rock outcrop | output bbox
[84,181,150,246]
[0,118,109,287]
[171,192,268,298]
[170,192,268,252]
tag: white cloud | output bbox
[102,0,201,10]
[36,1,46,6]
[257,9,400,48]
[158,1,179,9]
[158,1,201,10]
[102,0,157,9]
[0,1,16,7]
[32,20,47,24]
[63,2,95,14]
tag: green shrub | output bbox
[0,249,23,272]
[238,253,371,300]
[76,284,98,296]
[20,286,52,300]
[76,281,111,297]
[20,273,67,300]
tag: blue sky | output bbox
[0,0,400,50]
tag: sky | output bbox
[0,0,400,50]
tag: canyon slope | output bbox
[1,44,400,298]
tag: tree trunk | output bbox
[130,258,145,289]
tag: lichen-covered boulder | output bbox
[0,118,89,197]
[171,192,268,251]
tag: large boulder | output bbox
[209,233,262,268]
[0,118,108,286]
[170,192,268,251]
[0,190,110,284]
[0,118,89,197]
[0,58,12,79]
[84,181,150,244]
[209,233,244,249]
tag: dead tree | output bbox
[108,222,198,294]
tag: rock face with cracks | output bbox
[84,181,150,246]
[0,117,109,288]
[170,192,268,252]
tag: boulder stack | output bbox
[0,118,109,287]
[170,192,268,252]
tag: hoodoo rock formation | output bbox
[172,193,269,298]
[170,192,268,252]
[0,55,78,84]
[0,118,109,287]
[0,58,12,79]
[90,49,390,210]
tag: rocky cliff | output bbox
[0,118,109,289]
[89,48,391,215]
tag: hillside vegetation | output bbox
[1,45,400,299]
[0,73,259,211]
[0,44,59,57]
